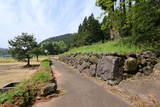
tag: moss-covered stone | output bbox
[124,57,138,73]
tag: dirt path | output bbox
[0,63,38,87]
[35,59,131,107]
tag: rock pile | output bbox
[40,83,57,96]
[60,51,160,85]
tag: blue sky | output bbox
[0,0,102,48]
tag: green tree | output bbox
[41,42,53,55]
[96,0,121,40]
[132,0,160,35]
[41,41,68,55]
[101,16,110,41]
[96,0,160,49]
[8,33,37,66]
[31,46,42,62]
[52,41,68,54]
[73,14,104,47]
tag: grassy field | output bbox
[0,59,53,106]
[60,37,155,56]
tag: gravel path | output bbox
[35,59,131,107]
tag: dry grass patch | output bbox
[0,63,38,87]
[0,57,17,63]
[0,55,49,64]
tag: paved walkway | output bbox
[35,59,131,107]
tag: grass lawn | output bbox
[60,37,156,56]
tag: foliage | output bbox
[41,33,74,48]
[31,46,43,61]
[41,41,68,55]
[71,14,104,47]
[101,16,110,41]
[0,59,52,106]
[96,0,160,47]
[96,0,121,40]
[129,0,160,43]
[8,33,38,66]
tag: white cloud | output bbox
[0,0,101,48]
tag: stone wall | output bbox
[60,51,160,85]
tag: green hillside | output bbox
[41,33,74,45]
[60,37,156,56]
[40,33,75,55]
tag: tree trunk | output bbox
[110,29,121,40]
[102,39,105,43]
[129,0,132,7]
[36,55,39,62]
[123,0,126,14]
[27,57,30,66]
[120,0,126,14]
[111,0,115,11]
[108,0,121,40]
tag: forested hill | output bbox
[0,48,8,56]
[41,33,74,44]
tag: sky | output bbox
[0,0,102,48]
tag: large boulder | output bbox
[124,57,138,73]
[137,56,147,67]
[81,64,97,77]
[78,61,91,73]
[88,55,99,64]
[0,82,20,92]
[96,56,124,81]
[40,83,57,96]
[142,66,153,76]
[89,64,97,77]
[153,63,160,72]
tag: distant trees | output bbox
[72,14,104,47]
[41,41,68,55]
[41,33,74,48]
[8,33,38,66]
[0,48,8,56]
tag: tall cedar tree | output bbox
[73,14,103,47]
[96,0,121,40]
[96,0,160,47]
